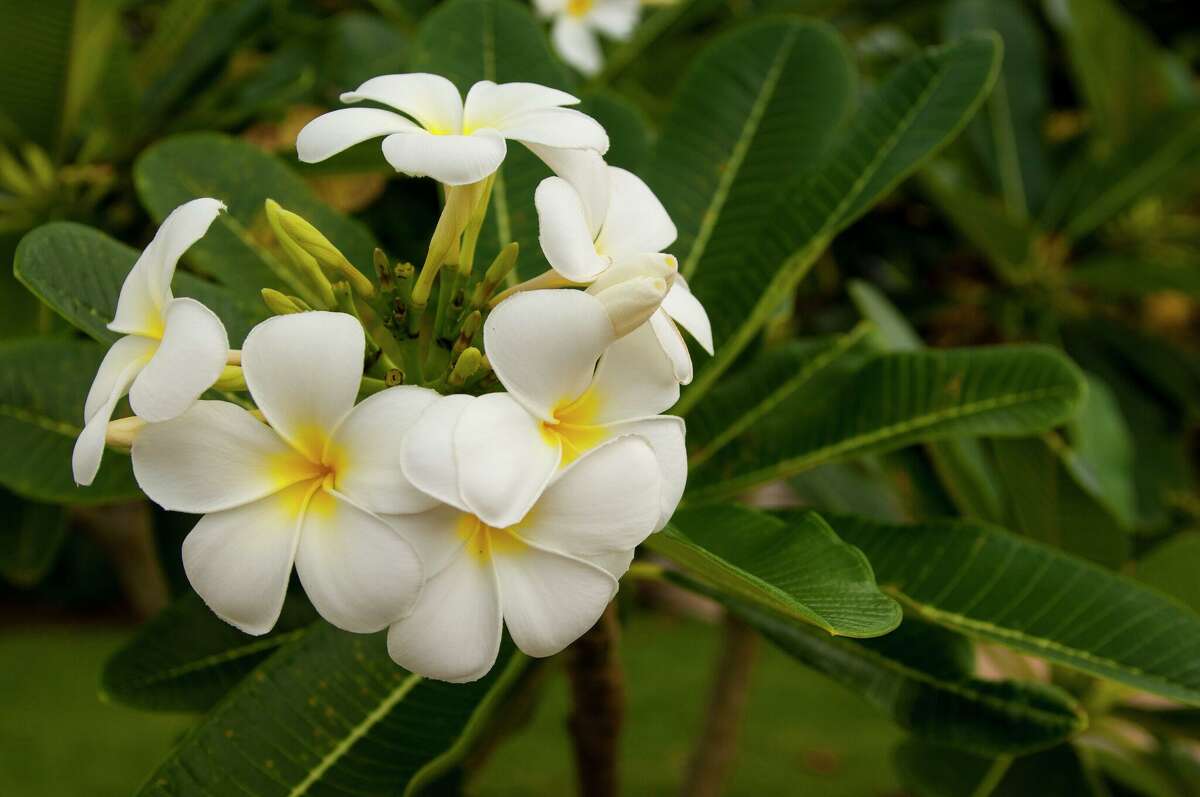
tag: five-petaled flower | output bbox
[296,73,609,185]
[73,198,230,486]
[131,312,430,636]
[534,0,641,77]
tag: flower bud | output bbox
[104,416,145,452]
[449,347,482,386]
[264,199,336,308]
[261,288,307,315]
[593,275,670,337]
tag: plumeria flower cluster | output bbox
[75,72,711,683]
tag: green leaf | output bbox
[1136,532,1200,616]
[321,12,409,94]
[728,602,1085,756]
[688,345,1086,503]
[15,221,266,345]
[0,0,121,154]
[826,512,1200,704]
[1066,373,1137,528]
[134,132,379,304]
[674,34,1000,414]
[648,505,901,638]
[578,91,650,173]
[136,625,526,797]
[102,591,317,712]
[895,741,1103,797]
[413,0,573,278]
[0,489,67,587]
[0,338,140,504]
[1070,255,1200,300]
[944,0,1051,216]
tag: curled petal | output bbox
[296,107,420,163]
[73,336,156,486]
[182,483,308,635]
[525,144,609,236]
[294,490,423,633]
[242,312,364,462]
[592,275,669,338]
[128,297,229,423]
[484,289,613,420]
[109,198,224,337]
[587,320,680,422]
[500,107,609,153]
[595,167,676,256]
[331,386,441,515]
[381,129,507,186]
[535,177,608,282]
[650,309,693,385]
[463,81,579,131]
[132,400,307,514]
[341,73,464,133]
[661,275,713,354]
[455,393,560,529]
[387,551,503,683]
[603,417,686,530]
[551,16,603,77]
[400,394,473,512]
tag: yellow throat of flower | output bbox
[458,514,528,562]
[566,0,594,18]
[541,388,609,466]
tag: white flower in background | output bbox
[131,312,432,636]
[535,156,713,383]
[73,198,230,487]
[404,289,686,533]
[296,73,609,186]
[389,432,661,683]
[535,0,641,77]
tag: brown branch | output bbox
[566,602,625,797]
[682,614,760,797]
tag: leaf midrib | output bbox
[116,628,310,691]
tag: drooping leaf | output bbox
[413,0,573,277]
[102,591,318,712]
[134,132,379,303]
[136,625,527,797]
[725,600,1085,755]
[648,505,901,638]
[674,34,1000,412]
[0,489,68,587]
[0,338,140,504]
[826,512,1200,703]
[15,221,266,346]
[688,345,1085,503]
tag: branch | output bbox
[566,602,625,797]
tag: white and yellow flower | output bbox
[388,432,661,683]
[535,158,713,383]
[73,198,230,486]
[296,73,609,186]
[131,312,431,636]
[404,289,685,532]
[534,0,641,77]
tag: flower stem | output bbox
[566,602,624,797]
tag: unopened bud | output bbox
[448,347,482,387]
[264,199,335,308]
[473,242,519,306]
[271,200,375,298]
[589,252,677,293]
[214,365,247,391]
[453,310,482,357]
[261,288,306,315]
[593,276,670,337]
[105,416,146,452]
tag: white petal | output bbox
[604,417,686,530]
[589,0,640,39]
[588,548,635,580]
[534,177,608,282]
[514,435,660,555]
[587,251,676,293]
[340,73,464,133]
[587,320,680,422]
[661,275,713,354]
[484,289,614,420]
[381,129,507,186]
[591,274,669,337]
[128,298,228,423]
[132,400,311,513]
[650,309,693,385]
[385,504,469,579]
[532,0,567,15]
[463,81,580,131]
[400,394,473,512]
[552,16,604,77]
[594,167,676,256]
[241,312,363,462]
[294,489,423,633]
[182,485,307,635]
[387,551,503,683]
[493,542,616,658]
[73,336,156,486]
[455,393,560,529]
[501,107,609,153]
[330,386,441,514]
[296,108,420,163]
[524,144,610,236]
[109,198,225,337]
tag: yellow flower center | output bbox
[458,513,529,562]
[268,424,350,518]
[567,0,593,17]
[541,387,609,466]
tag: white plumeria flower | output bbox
[389,431,661,683]
[131,312,433,636]
[535,0,641,77]
[404,289,685,533]
[73,198,230,487]
[296,73,609,186]
[535,156,714,383]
